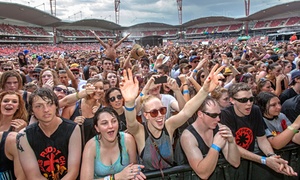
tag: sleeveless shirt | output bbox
[140,123,173,171]
[0,131,16,180]
[94,132,130,178]
[26,119,76,180]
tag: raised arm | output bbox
[115,33,131,48]
[59,85,95,108]
[166,64,225,133]
[90,30,107,47]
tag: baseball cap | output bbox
[189,56,200,62]
[289,70,300,85]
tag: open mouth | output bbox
[4,106,13,110]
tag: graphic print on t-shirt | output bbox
[37,146,67,180]
[235,127,253,150]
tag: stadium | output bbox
[0,1,299,56]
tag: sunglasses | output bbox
[72,72,79,75]
[3,68,13,71]
[54,87,68,94]
[145,107,167,118]
[109,94,123,102]
[232,96,254,103]
[201,75,205,78]
[193,61,199,63]
[219,78,226,82]
[202,111,221,118]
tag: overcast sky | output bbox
[1,0,297,26]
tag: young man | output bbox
[221,83,297,176]
[181,97,240,179]
[17,88,82,180]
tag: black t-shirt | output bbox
[220,105,265,152]
[281,95,300,123]
[26,119,76,180]
[279,88,298,104]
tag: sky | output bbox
[1,0,298,26]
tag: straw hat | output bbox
[131,44,145,60]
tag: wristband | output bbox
[243,50,247,53]
[182,84,188,86]
[139,92,144,97]
[211,144,221,152]
[193,69,198,73]
[124,105,136,111]
[288,126,299,134]
[267,153,276,157]
[153,69,157,73]
[261,156,267,165]
[183,90,189,95]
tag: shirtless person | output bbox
[90,30,130,61]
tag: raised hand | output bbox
[119,69,139,102]
[85,83,96,96]
[165,77,180,91]
[202,64,225,93]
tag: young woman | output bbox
[63,78,104,144]
[104,71,119,88]
[120,65,224,171]
[266,63,288,96]
[256,92,300,150]
[38,68,60,88]
[105,87,126,131]
[0,91,28,132]
[256,78,275,94]
[210,87,231,109]
[80,107,145,180]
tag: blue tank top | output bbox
[94,132,130,178]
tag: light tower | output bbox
[177,0,182,25]
[49,0,57,44]
[115,0,120,24]
[244,0,250,35]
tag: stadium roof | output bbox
[0,2,61,26]
[237,1,300,21]
[127,22,176,29]
[182,16,237,28]
[61,19,122,30]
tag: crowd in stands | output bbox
[0,32,300,179]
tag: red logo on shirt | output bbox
[235,127,253,150]
[37,146,67,180]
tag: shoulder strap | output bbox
[144,123,174,167]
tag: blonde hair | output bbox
[140,95,160,111]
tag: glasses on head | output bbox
[53,86,68,94]
[109,94,123,102]
[3,68,13,71]
[145,107,167,118]
[232,96,254,103]
[202,111,221,118]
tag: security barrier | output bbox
[144,144,300,180]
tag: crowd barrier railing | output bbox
[144,144,300,180]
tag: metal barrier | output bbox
[144,144,300,180]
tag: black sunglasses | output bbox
[109,94,123,102]
[53,86,68,94]
[202,111,221,118]
[145,107,167,118]
[233,96,254,103]
[72,72,79,75]
[3,68,13,71]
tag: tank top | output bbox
[187,125,221,156]
[140,123,173,171]
[94,132,130,178]
[69,100,100,144]
[26,119,76,180]
[0,131,16,180]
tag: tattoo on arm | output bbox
[16,133,25,152]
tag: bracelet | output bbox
[193,69,198,73]
[261,156,267,165]
[182,83,188,86]
[288,126,299,134]
[211,144,221,152]
[183,90,189,95]
[267,153,276,157]
[104,175,110,180]
[76,92,80,100]
[139,92,144,97]
[243,50,247,53]
[124,104,136,111]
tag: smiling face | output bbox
[94,111,119,142]
[143,98,166,131]
[108,89,123,109]
[92,81,104,100]
[0,94,19,117]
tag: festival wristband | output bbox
[124,105,136,111]
[183,90,189,95]
[288,126,299,134]
[140,92,144,97]
[261,156,267,165]
[193,69,198,73]
[211,144,221,152]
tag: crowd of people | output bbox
[0,32,300,180]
